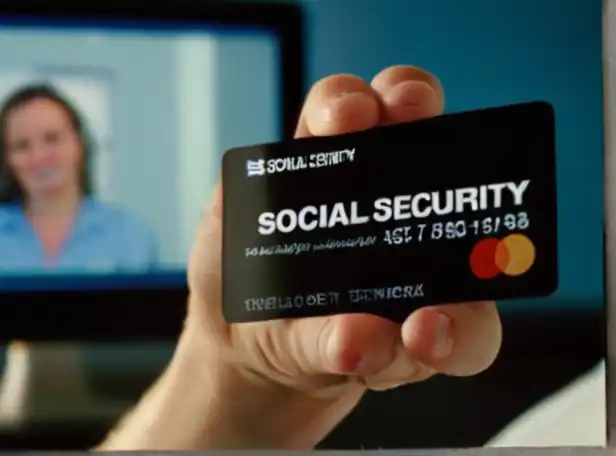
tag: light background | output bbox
[0,27,280,268]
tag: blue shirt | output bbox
[0,198,158,274]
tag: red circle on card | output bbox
[469,238,502,279]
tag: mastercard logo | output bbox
[469,234,536,279]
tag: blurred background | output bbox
[0,26,279,268]
[0,0,605,450]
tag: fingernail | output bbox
[383,80,436,108]
[361,346,421,390]
[350,341,398,376]
[353,354,382,375]
[433,314,453,359]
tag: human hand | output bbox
[184,65,502,448]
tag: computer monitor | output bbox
[0,1,304,340]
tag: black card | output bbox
[222,101,557,324]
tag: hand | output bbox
[183,65,502,447]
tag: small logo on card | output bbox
[469,234,536,279]
[246,149,356,177]
[246,159,266,177]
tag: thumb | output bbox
[187,182,226,332]
[239,313,400,389]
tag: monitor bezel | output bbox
[0,0,305,341]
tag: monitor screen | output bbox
[0,17,282,292]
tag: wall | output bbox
[175,31,279,260]
[216,33,280,155]
[302,0,604,310]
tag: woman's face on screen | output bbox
[3,97,82,200]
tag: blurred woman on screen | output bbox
[0,83,159,273]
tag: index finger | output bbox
[294,74,381,138]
